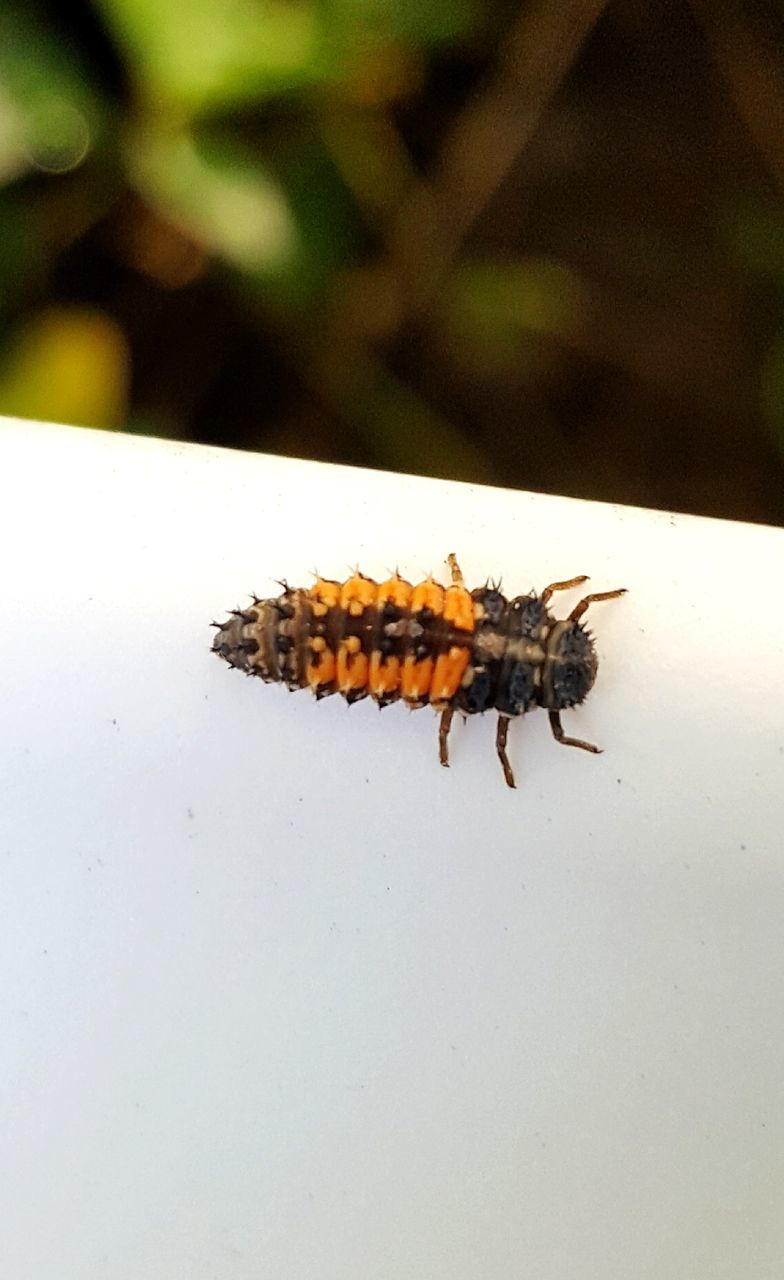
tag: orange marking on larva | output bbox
[369,652,401,697]
[310,579,341,613]
[338,649,369,692]
[307,647,336,690]
[377,576,412,608]
[370,577,411,698]
[402,655,434,702]
[311,636,326,653]
[344,634,361,655]
[431,644,471,707]
[444,584,474,633]
[340,574,376,617]
[411,580,444,616]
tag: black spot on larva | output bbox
[546,622,598,709]
[460,666,493,714]
[496,661,535,716]
[511,595,548,637]
[479,589,506,625]
[276,634,293,655]
[554,665,585,705]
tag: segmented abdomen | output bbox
[212,573,476,710]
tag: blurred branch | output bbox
[385,0,612,323]
[690,1,784,194]
[312,0,612,480]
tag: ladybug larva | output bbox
[211,554,626,789]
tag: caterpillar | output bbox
[211,554,625,788]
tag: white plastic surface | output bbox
[1,417,783,1279]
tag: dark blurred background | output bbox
[1,0,784,524]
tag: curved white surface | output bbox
[1,417,783,1279]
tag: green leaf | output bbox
[130,127,301,277]
[94,0,329,113]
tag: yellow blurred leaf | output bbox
[0,308,130,429]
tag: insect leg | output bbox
[495,715,516,789]
[568,587,627,622]
[446,553,464,586]
[438,707,455,768]
[541,574,588,606]
[548,710,601,754]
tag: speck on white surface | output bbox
[1,418,783,1279]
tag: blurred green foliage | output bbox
[1,0,784,522]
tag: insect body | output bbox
[211,555,625,788]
